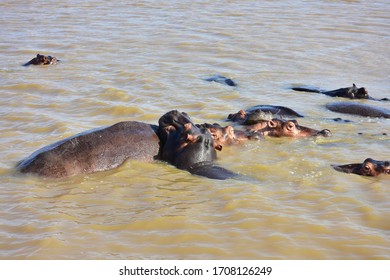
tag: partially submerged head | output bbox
[350,83,369,99]
[248,118,331,138]
[333,158,390,176]
[23,54,59,66]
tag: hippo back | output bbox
[326,102,390,118]
[17,121,160,178]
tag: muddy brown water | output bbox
[1,0,389,259]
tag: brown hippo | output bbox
[196,123,261,147]
[326,102,390,118]
[246,118,331,138]
[23,54,60,66]
[332,158,390,177]
[227,105,303,125]
[204,75,237,87]
[158,111,238,180]
[17,121,160,178]
[292,84,388,101]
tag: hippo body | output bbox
[292,84,388,101]
[228,105,303,125]
[17,121,160,178]
[204,75,237,87]
[23,54,60,66]
[326,102,390,118]
[332,158,390,177]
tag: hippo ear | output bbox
[226,126,234,134]
[184,122,192,131]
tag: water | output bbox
[0,0,389,259]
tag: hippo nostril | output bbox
[319,129,332,137]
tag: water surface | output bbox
[1,0,389,259]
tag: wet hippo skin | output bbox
[332,158,390,176]
[23,54,60,66]
[17,121,160,178]
[326,102,390,118]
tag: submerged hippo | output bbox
[17,121,160,178]
[158,111,237,180]
[196,123,261,147]
[326,102,390,118]
[332,158,390,177]
[228,105,303,125]
[246,118,331,138]
[292,84,388,101]
[23,54,60,66]
[204,75,237,87]
[17,111,237,180]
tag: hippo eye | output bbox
[286,121,295,131]
[362,164,372,175]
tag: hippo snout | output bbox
[318,129,331,137]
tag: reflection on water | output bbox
[0,0,389,259]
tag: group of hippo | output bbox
[17,54,389,179]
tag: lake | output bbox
[0,0,389,259]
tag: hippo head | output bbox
[197,123,237,147]
[332,158,390,176]
[158,110,218,170]
[24,54,59,66]
[350,83,369,99]
[227,110,246,123]
[249,118,331,138]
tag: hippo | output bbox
[17,111,237,180]
[325,102,390,118]
[332,158,390,177]
[158,111,237,180]
[196,123,261,147]
[23,54,60,66]
[204,75,237,87]
[17,121,160,178]
[246,118,331,138]
[292,84,388,101]
[227,105,303,125]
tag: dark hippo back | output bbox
[17,121,160,178]
[326,102,390,118]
